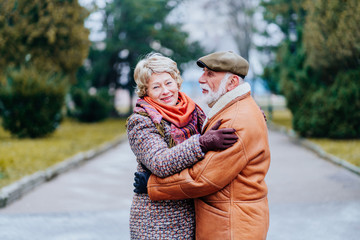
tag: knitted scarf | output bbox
[133,92,205,146]
[143,92,195,128]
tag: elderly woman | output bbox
[127,53,237,239]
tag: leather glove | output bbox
[133,164,151,194]
[199,119,238,153]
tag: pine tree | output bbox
[303,0,360,76]
[0,0,90,81]
[80,0,205,115]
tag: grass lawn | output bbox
[0,118,127,188]
[267,109,360,168]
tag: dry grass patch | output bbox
[309,139,360,167]
[268,109,293,129]
[0,118,127,188]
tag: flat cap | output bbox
[197,51,249,78]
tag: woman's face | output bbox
[147,72,179,106]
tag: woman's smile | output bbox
[161,95,174,103]
[147,72,179,106]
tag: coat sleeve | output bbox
[127,114,204,178]
[147,130,249,200]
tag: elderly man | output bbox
[135,51,271,240]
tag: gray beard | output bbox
[201,74,229,106]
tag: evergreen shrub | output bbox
[292,69,360,138]
[0,66,68,138]
[69,87,113,122]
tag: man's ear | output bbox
[226,75,240,92]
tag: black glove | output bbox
[133,170,151,194]
[199,119,238,153]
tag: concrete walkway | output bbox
[0,130,360,240]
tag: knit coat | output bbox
[127,110,205,240]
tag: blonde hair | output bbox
[134,53,183,98]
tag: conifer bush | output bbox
[261,0,360,139]
[68,87,113,123]
[292,69,360,138]
[0,66,68,138]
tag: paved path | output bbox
[266,131,360,240]
[0,141,137,240]
[1,130,360,240]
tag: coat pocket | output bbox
[195,200,230,240]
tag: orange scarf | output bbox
[144,92,196,128]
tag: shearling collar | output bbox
[202,82,251,130]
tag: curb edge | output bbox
[268,123,360,176]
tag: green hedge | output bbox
[0,66,68,138]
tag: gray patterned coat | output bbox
[127,113,205,240]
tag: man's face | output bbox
[198,68,228,106]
